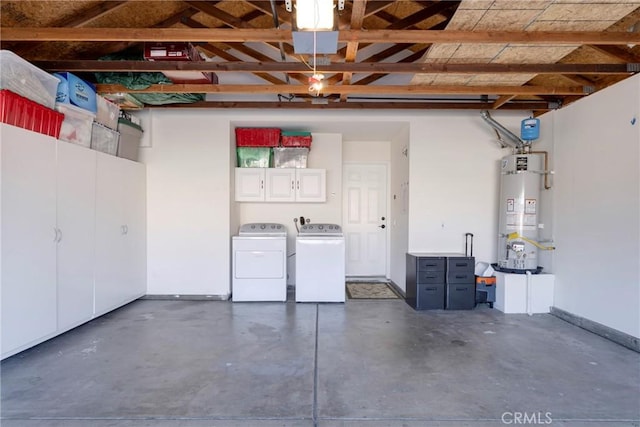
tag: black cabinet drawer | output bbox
[417,257,445,272]
[417,283,445,310]
[446,283,475,310]
[417,270,445,284]
[447,257,474,283]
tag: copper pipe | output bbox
[530,150,551,190]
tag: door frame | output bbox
[342,161,390,280]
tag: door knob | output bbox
[381,216,385,220]
[379,224,386,229]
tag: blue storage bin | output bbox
[54,72,97,113]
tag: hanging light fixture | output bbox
[308,30,325,96]
[295,0,335,31]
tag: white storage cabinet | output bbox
[0,124,146,359]
[235,168,326,202]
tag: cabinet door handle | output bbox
[57,228,62,243]
[124,225,129,235]
[121,225,126,235]
[53,227,58,243]
[296,180,300,190]
[291,180,295,190]
[260,179,264,189]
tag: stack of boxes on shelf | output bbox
[0,50,64,137]
[235,128,312,168]
[0,50,144,162]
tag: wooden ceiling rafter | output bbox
[492,95,516,110]
[7,0,130,57]
[333,9,456,88]
[180,2,313,86]
[180,16,309,85]
[352,47,430,87]
[142,100,553,111]
[4,28,639,45]
[93,83,590,96]
[340,0,368,101]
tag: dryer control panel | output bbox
[238,223,287,236]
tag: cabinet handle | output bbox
[124,225,129,235]
[57,228,62,243]
[291,180,295,190]
[296,180,300,190]
[260,180,264,189]
[53,227,58,243]
[121,225,126,235]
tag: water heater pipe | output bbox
[480,110,525,151]
[530,150,551,190]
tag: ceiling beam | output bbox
[146,100,551,111]
[492,95,516,110]
[94,83,589,96]
[341,0,368,101]
[586,45,640,63]
[33,60,637,75]
[4,28,639,45]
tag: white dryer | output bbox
[232,223,287,302]
[295,223,345,303]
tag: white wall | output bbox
[389,126,410,289]
[407,111,521,263]
[138,110,540,301]
[543,74,640,338]
[343,140,390,163]
[139,110,232,297]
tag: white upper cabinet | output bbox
[235,168,326,203]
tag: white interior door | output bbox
[343,163,388,277]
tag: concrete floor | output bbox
[1,299,639,427]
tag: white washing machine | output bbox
[232,223,287,302]
[295,223,345,303]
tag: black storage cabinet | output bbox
[406,253,475,310]
[406,254,446,310]
[446,257,475,310]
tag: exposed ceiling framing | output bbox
[1,0,639,112]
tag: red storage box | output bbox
[281,131,312,147]
[235,127,281,147]
[0,89,63,138]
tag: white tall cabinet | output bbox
[1,125,58,356]
[0,124,146,359]
[95,152,146,316]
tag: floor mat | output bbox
[346,282,401,299]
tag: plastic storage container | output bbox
[273,147,309,168]
[96,95,120,130]
[0,89,63,138]
[117,118,143,161]
[55,103,96,147]
[236,147,272,168]
[91,122,120,155]
[54,72,97,113]
[0,50,60,109]
[235,128,281,147]
[281,131,312,148]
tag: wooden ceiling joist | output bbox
[147,101,553,111]
[4,28,639,45]
[94,83,589,96]
[34,60,637,75]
